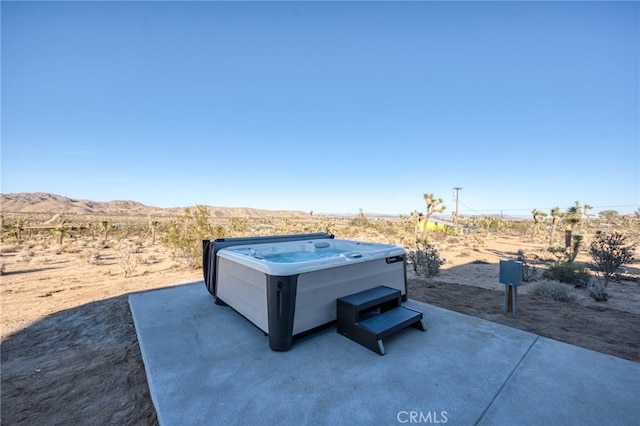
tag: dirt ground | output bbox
[1,234,639,425]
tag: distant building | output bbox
[418,218,454,232]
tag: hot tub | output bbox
[202,233,407,351]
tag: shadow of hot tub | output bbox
[202,233,407,351]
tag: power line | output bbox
[457,204,638,215]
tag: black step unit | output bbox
[337,286,427,355]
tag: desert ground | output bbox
[1,228,639,425]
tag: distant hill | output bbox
[0,192,311,219]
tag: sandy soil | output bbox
[1,234,639,425]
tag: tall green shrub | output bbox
[163,205,225,268]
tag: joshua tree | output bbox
[580,203,593,234]
[421,193,446,238]
[11,217,28,241]
[564,203,582,248]
[599,210,619,223]
[99,220,111,243]
[531,209,547,239]
[410,210,423,237]
[52,215,68,245]
[561,202,592,261]
[548,206,562,246]
[569,235,584,262]
[148,216,161,245]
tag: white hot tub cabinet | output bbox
[203,234,408,351]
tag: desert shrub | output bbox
[142,254,159,266]
[505,220,530,236]
[516,250,539,282]
[116,243,139,278]
[311,217,336,235]
[75,238,89,248]
[590,231,636,287]
[275,218,295,234]
[548,234,584,263]
[446,235,463,245]
[542,262,591,288]
[94,240,110,249]
[162,205,225,269]
[547,246,569,262]
[470,233,487,247]
[370,219,401,237]
[520,259,539,283]
[426,228,452,243]
[18,250,36,263]
[469,215,505,234]
[587,283,609,302]
[395,215,416,237]
[62,243,81,254]
[526,280,582,303]
[228,217,250,234]
[408,240,445,277]
[349,209,370,227]
[85,250,101,265]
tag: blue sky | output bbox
[2,1,638,217]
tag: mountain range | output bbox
[0,193,311,218]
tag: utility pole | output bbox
[453,187,462,231]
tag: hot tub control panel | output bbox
[386,255,404,264]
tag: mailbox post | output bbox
[499,259,522,315]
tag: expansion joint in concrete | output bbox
[474,335,540,425]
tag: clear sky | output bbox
[2,1,639,217]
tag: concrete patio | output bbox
[129,282,639,425]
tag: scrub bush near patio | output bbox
[408,239,445,277]
[590,231,636,287]
[588,283,609,302]
[526,280,583,303]
[542,262,592,288]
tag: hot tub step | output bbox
[359,306,424,338]
[337,285,403,324]
[337,286,427,355]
